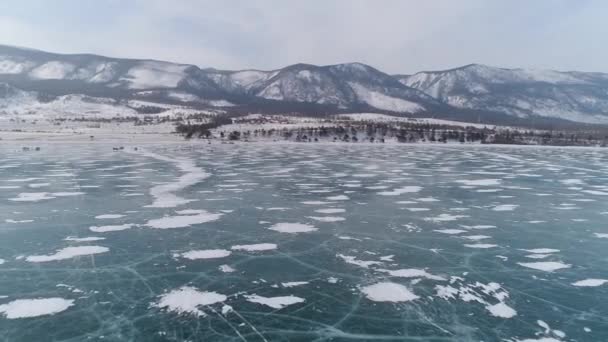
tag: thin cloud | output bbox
[0,0,606,73]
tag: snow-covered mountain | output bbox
[2,45,608,125]
[398,64,608,124]
[210,63,443,112]
[0,45,441,117]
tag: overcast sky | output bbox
[0,0,606,74]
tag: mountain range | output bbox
[2,44,608,127]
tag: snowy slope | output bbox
[399,64,608,124]
[119,62,190,89]
[240,62,437,112]
[348,83,423,112]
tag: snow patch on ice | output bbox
[90,224,134,233]
[177,249,231,260]
[492,204,519,211]
[64,236,106,242]
[26,246,109,262]
[268,222,317,234]
[245,294,305,309]
[517,261,571,272]
[572,279,608,287]
[361,282,419,302]
[0,298,74,319]
[146,211,222,229]
[307,216,345,222]
[378,268,446,281]
[94,214,125,219]
[139,151,209,208]
[378,186,422,196]
[231,243,277,252]
[154,286,227,316]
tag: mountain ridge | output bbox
[2,44,608,126]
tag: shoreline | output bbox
[0,131,606,150]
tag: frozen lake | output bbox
[0,143,607,341]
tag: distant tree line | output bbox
[177,119,608,147]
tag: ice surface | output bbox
[1,144,607,341]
